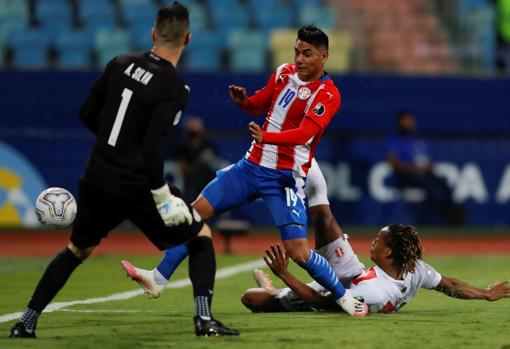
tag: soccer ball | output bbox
[35,187,77,227]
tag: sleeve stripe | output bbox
[274,63,288,83]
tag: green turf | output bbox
[0,254,509,349]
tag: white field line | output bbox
[0,259,264,324]
[60,309,156,313]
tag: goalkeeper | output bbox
[9,2,238,339]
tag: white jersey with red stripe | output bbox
[277,236,442,313]
[242,63,341,177]
[349,261,442,313]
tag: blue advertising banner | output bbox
[0,71,508,227]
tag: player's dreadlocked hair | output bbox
[297,24,329,50]
[155,2,189,47]
[385,224,423,275]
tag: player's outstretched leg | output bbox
[122,222,219,299]
[281,231,367,317]
[9,245,88,338]
[121,221,216,299]
[121,260,165,298]
[121,243,189,298]
[122,236,239,336]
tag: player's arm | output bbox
[142,99,174,190]
[250,117,321,145]
[434,276,510,301]
[229,73,276,115]
[252,89,340,145]
[143,99,192,226]
[264,244,337,309]
[78,59,115,133]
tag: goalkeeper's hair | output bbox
[155,2,189,47]
[385,224,423,275]
[297,24,329,50]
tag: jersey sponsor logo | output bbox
[335,247,344,257]
[297,87,311,100]
[312,103,325,116]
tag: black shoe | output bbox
[9,322,36,339]
[193,316,239,337]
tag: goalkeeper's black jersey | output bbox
[79,51,188,194]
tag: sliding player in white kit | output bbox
[241,160,510,314]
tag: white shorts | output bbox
[277,235,365,311]
[305,158,329,208]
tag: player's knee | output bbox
[283,238,310,265]
[240,291,262,312]
[240,292,255,309]
[285,247,309,265]
[192,195,215,220]
[67,242,94,261]
[197,223,212,237]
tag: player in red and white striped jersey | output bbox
[239,61,340,177]
[123,26,367,316]
[167,25,367,316]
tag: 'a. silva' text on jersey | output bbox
[78,51,189,193]
[240,63,341,177]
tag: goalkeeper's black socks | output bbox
[18,308,39,334]
[187,236,215,319]
[27,247,82,314]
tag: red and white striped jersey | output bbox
[240,63,341,177]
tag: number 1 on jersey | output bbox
[108,88,133,147]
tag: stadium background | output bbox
[1,0,509,228]
[0,1,509,348]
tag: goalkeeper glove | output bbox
[151,184,192,226]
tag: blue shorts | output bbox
[201,158,308,240]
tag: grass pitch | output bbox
[0,254,509,349]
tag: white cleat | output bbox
[121,260,164,299]
[253,269,279,296]
[337,291,369,317]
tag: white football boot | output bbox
[253,269,279,295]
[336,290,368,317]
[121,260,164,299]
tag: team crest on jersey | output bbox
[335,247,344,257]
[313,103,325,116]
[297,87,311,100]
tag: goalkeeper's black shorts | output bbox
[70,176,204,250]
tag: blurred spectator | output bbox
[496,0,510,73]
[173,116,227,202]
[386,110,466,226]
